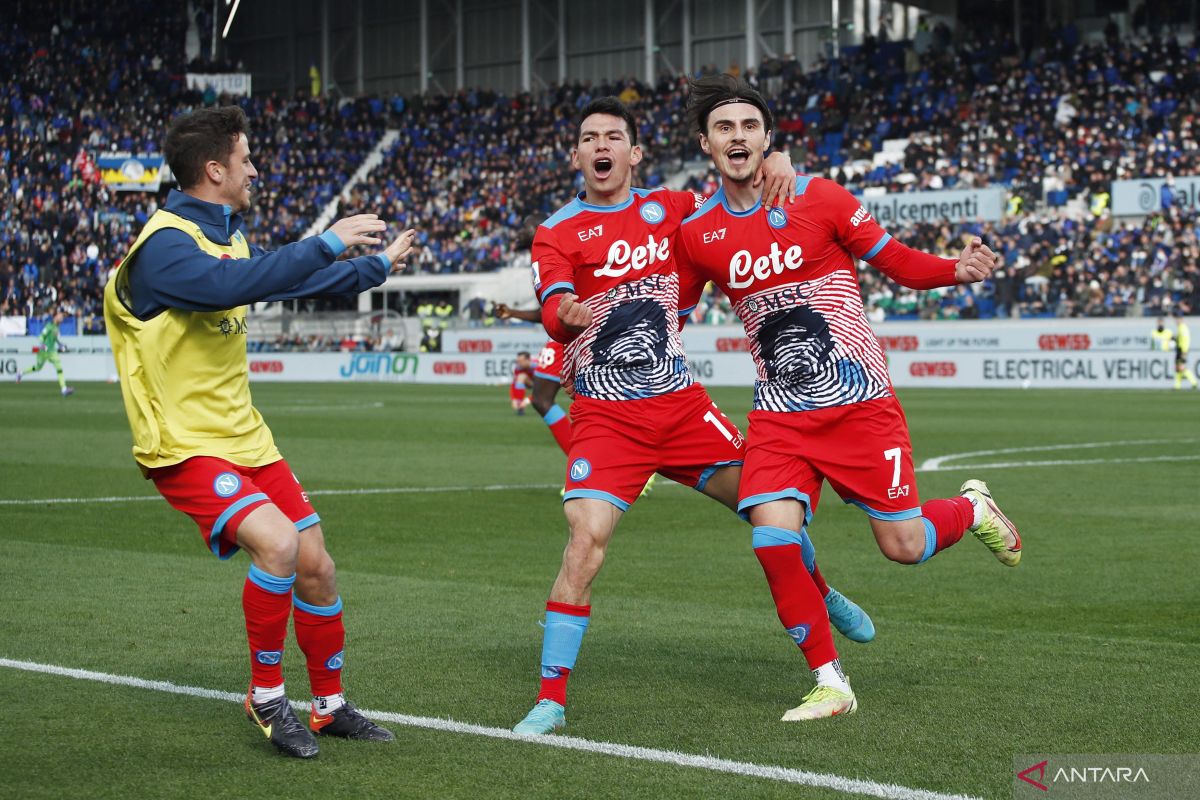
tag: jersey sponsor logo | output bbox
[785,624,810,646]
[577,224,604,241]
[849,205,872,227]
[218,316,247,337]
[887,484,911,499]
[639,201,665,225]
[702,227,727,244]
[213,472,242,497]
[728,242,804,289]
[255,650,283,665]
[594,234,671,278]
[767,207,788,229]
[325,650,345,670]
[569,458,592,482]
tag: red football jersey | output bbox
[678,176,904,412]
[532,187,705,400]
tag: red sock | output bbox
[753,542,837,670]
[293,597,346,698]
[242,566,295,689]
[543,406,572,454]
[919,496,974,560]
[539,667,571,705]
[809,561,831,597]
[537,601,589,705]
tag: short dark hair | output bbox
[517,350,531,358]
[164,106,249,189]
[577,97,638,146]
[686,74,774,135]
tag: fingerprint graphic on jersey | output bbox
[757,306,836,386]
[592,299,668,368]
[740,274,892,412]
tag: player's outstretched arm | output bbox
[494,304,542,323]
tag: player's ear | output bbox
[630,144,643,166]
[569,147,581,171]
[698,133,711,155]
[763,129,773,152]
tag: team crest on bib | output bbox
[213,472,241,497]
[767,207,788,229]
[569,458,592,482]
[639,201,665,225]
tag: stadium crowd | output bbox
[3,2,1199,341]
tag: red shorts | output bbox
[509,384,529,401]
[738,395,920,524]
[150,456,319,560]
[564,382,744,510]
[534,341,564,384]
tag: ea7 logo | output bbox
[703,228,727,244]
[887,484,911,499]
[849,205,872,227]
[578,225,603,241]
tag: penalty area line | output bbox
[0,657,980,800]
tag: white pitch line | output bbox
[0,657,980,800]
[919,438,1199,471]
[917,453,1200,473]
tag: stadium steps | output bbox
[302,129,401,240]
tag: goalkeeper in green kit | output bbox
[16,312,74,396]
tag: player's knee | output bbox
[878,533,924,564]
[302,550,337,588]
[254,535,300,575]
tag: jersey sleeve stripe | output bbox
[795,175,813,195]
[539,281,575,303]
[861,233,892,262]
[678,304,697,316]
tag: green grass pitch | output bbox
[1,382,1196,799]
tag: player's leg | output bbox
[150,456,317,758]
[515,398,650,735]
[48,353,71,395]
[747,498,857,721]
[697,463,873,644]
[232,505,323,758]
[827,398,1020,567]
[514,498,624,735]
[253,460,394,742]
[530,375,571,454]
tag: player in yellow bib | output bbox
[104,106,416,758]
[1172,311,1198,390]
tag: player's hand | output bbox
[382,228,418,272]
[328,214,388,248]
[754,151,797,207]
[955,237,996,283]
[494,303,513,320]
[557,293,592,333]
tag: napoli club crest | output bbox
[213,472,241,497]
[569,458,592,482]
[767,207,788,229]
[639,201,665,225]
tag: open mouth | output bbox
[593,158,614,180]
[727,147,750,167]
